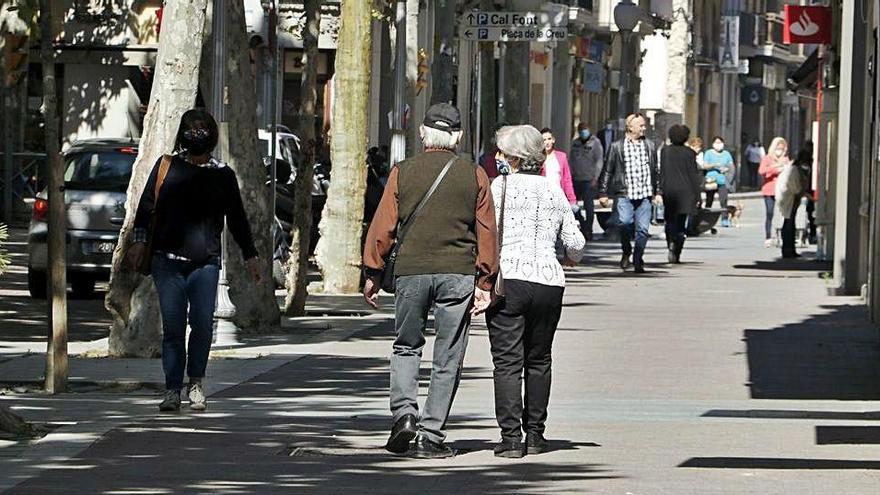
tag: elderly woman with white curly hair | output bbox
[487,125,585,458]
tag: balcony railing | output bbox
[739,12,809,61]
[739,13,786,48]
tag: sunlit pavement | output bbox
[2,197,880,494]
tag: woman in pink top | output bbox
[759,137,790,246]
[539,128,577,207]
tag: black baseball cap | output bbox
[422,103,461,132]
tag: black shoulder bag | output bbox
[380,155,458,293]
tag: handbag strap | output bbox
[154,154,173,205]
[397,154,458,244]
[497,175,507,251]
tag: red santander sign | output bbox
[784,6,832,44]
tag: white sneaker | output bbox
[764,239,773,248]
[188,382,207,411]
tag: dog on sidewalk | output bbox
[726,201,744,228]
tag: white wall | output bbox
[62,64,138,148]
[638,34,669,110]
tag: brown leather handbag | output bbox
[136,155,172,275]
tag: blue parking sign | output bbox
[478,28,489,39]
[478,13,488,25]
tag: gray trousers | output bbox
[391,273,474,444]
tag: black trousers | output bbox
[781,200,800,257]
[486,280,564,441]
[664,209,688,252]
[705,186,729,220]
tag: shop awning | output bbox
[787,47,819,90]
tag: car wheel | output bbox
[27,268,47,299]
[71,275,96,298]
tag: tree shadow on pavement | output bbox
[7,352,622,494]
[744,304,880,400]
[732,258,832,273]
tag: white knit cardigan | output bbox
[492,173,585,288]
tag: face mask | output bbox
[579,130,591,140]
[712,143,724,152]
[496,157,512,175]
[605,124,613,131]
[180,127,213,155]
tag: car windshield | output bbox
[64,151,136,192]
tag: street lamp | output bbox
[389,0,407,167]
[614,0,643,133]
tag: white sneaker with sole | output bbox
[188,382,207,411]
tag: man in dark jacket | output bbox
[362,103,498,458]
[570,122,604,240]
[598,113,662,273]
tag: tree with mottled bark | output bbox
[105,0,209,357]
[224,0,280,331]
[283,0,322,315]
[313,0,372,294]
[40,0,67,394]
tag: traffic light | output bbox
[3,34,28,88]
[416,48,429,95]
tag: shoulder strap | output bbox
[154,154,173,204]
[397,154,458,244]
[498,175,507,250]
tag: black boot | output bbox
[633,258,646,273]
[673,237,684,264]
[619,253,632,270]
[526,433,549,455]
[494,439,524,458]
[410,434,454,459]
[385,414,417,454]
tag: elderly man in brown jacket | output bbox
[363,103,498,459]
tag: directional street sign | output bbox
[463,11,569,28]
[460,26,568,42]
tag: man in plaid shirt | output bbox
[597,114,662,273]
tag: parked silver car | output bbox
[27,138,139,298]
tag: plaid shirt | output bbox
[132,154,225,261]
[623,138,653,200]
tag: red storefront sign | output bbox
[783,5,832,44]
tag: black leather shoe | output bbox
[619,253,632,270]
[385,414,418,454]
[409,435,454,459]
[633,260,646,273]
[494,439,524,458]
[526,433,549,455]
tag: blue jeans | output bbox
[616,197,653,263]
[764,196,776,240]
[391,274,473,443]
[152,256,220,391]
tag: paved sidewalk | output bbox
[2,198,880,494]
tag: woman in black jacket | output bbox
[661,125,704,263]
[125,109,261,413]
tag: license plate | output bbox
[85,241,115,254]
